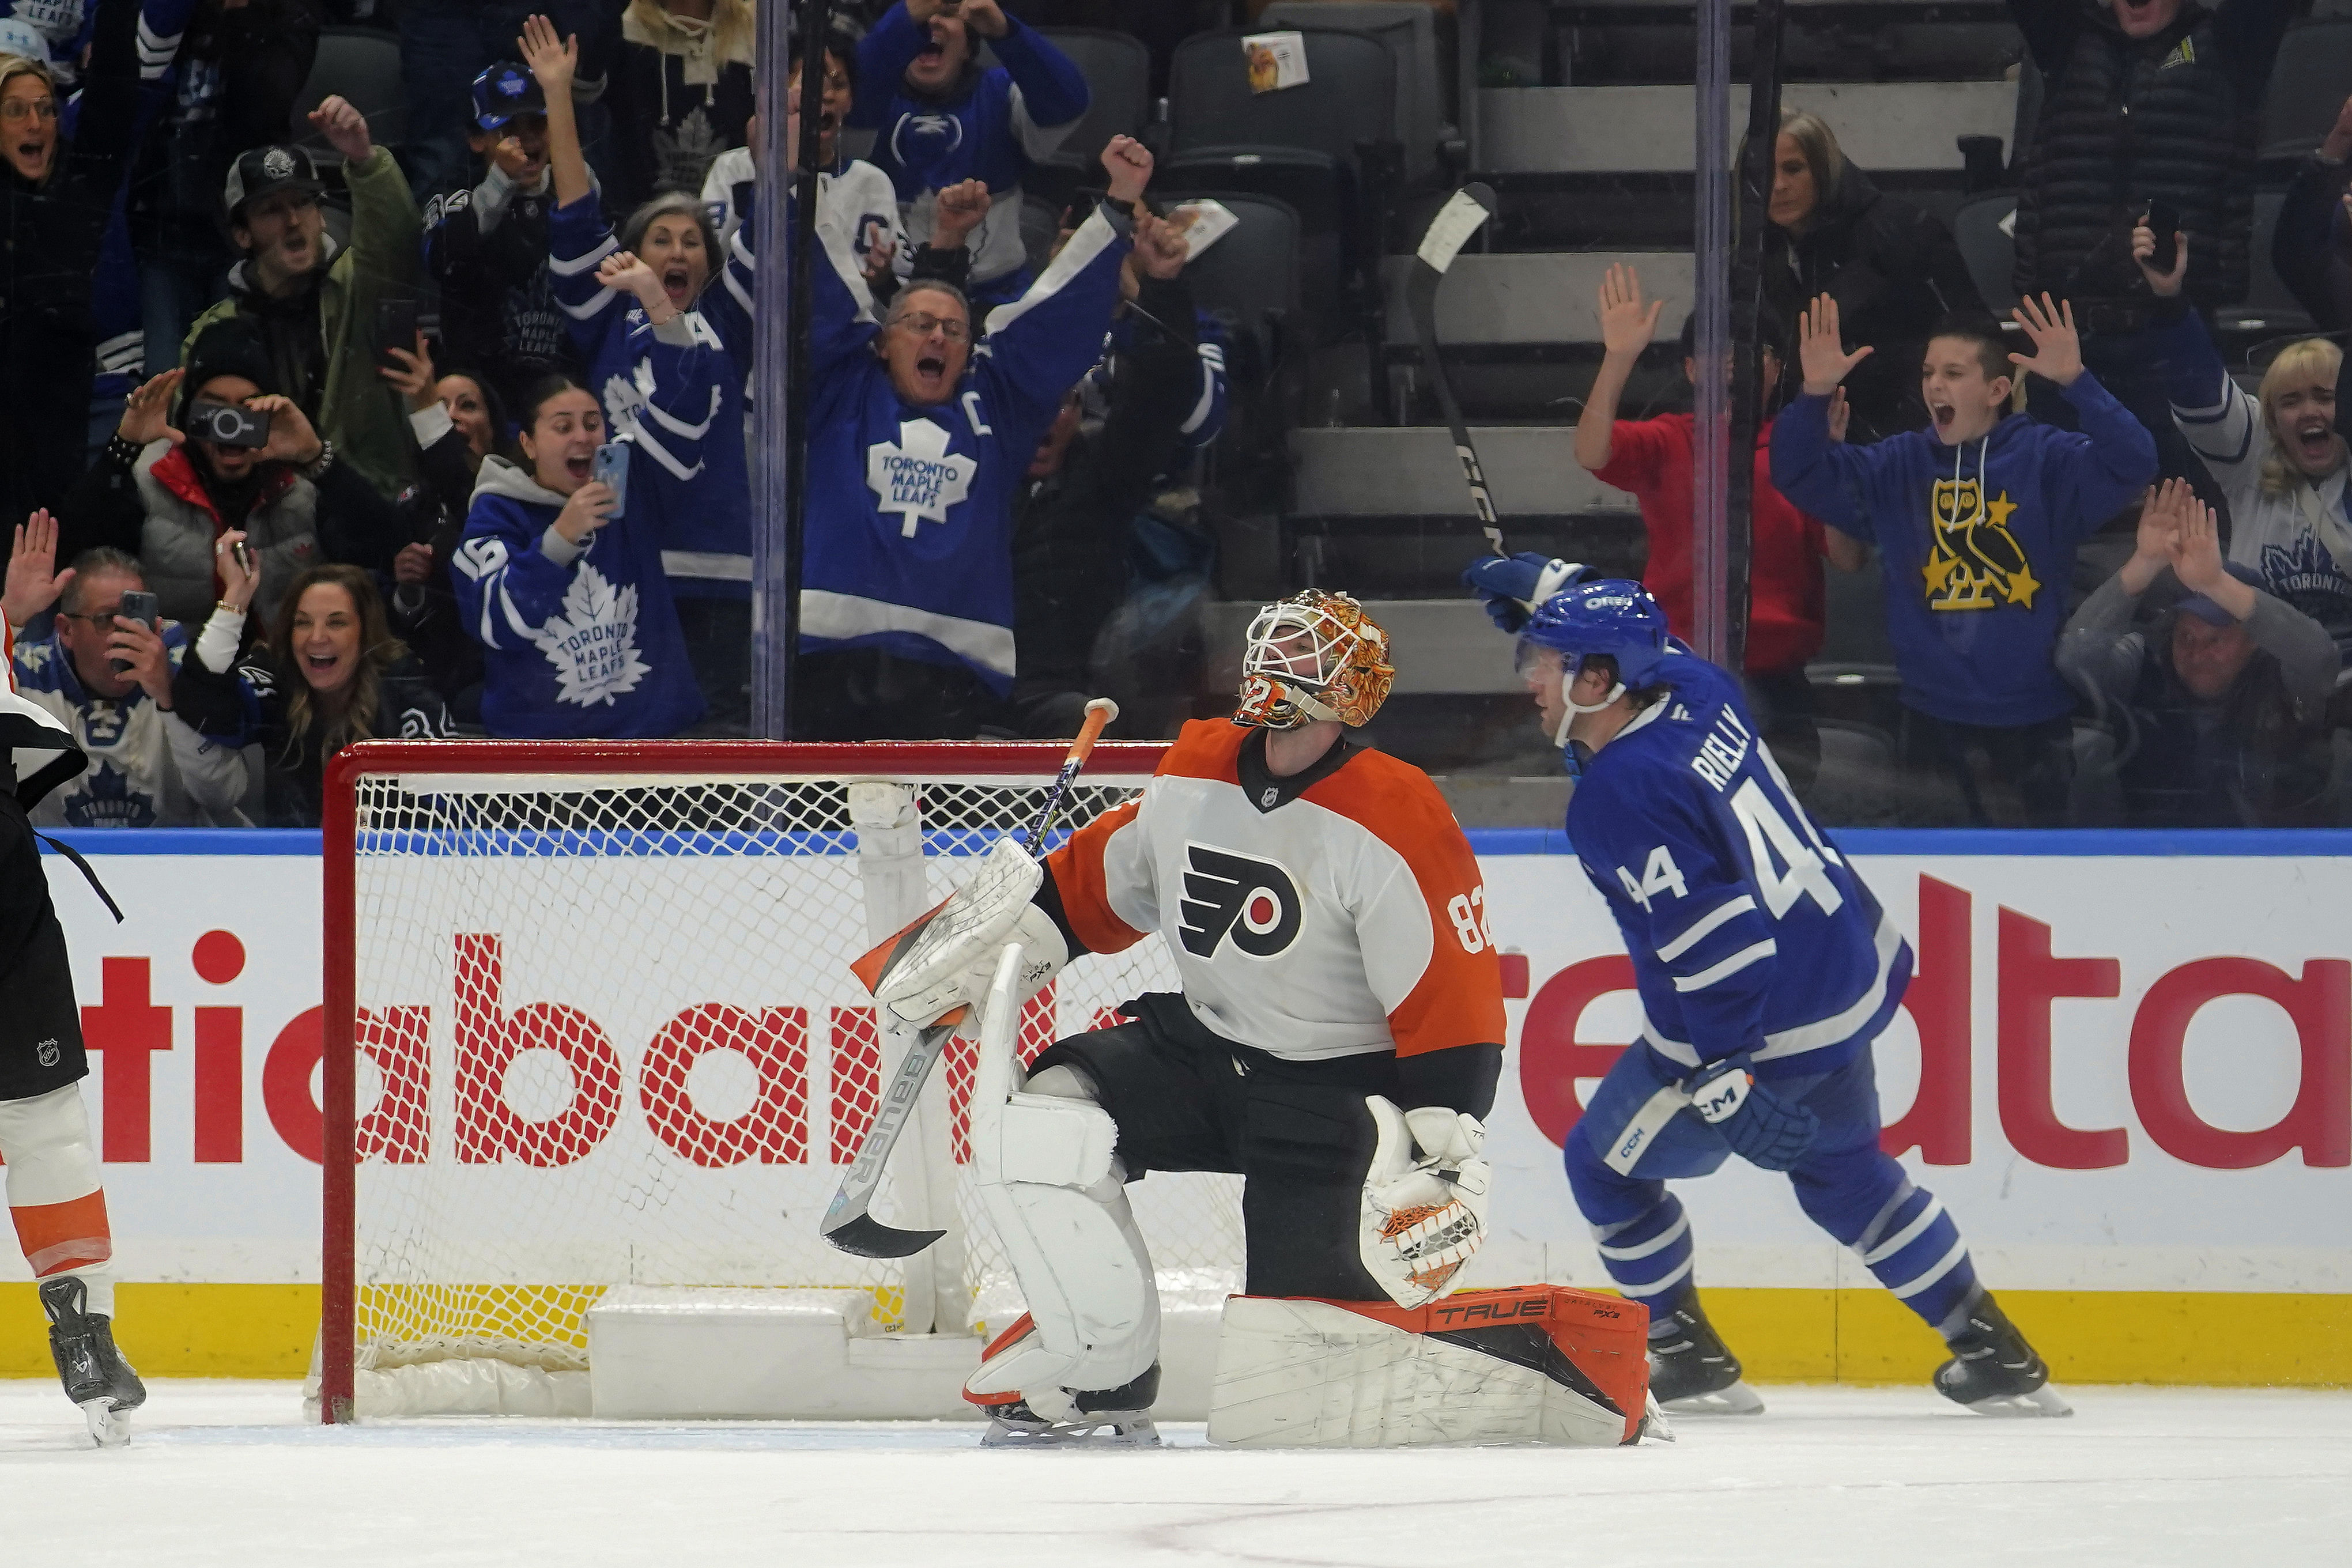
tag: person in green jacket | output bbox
[182,96,421,502]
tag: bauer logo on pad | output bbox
[1177,843,1303,959]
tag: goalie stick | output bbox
[820,697,1122,1259]
[1405,183,1502,557]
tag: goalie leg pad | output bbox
[965,1065,1160,1400]
[1207,1286,1653,1449]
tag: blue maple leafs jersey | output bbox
[1566,650,1911,1079]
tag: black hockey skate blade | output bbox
[821,1213,946,1259]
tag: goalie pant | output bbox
[1558,651,1983,1336]
[449,312,718,740]
[0,628,118,1317]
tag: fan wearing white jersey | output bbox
[873,591,1507,1445]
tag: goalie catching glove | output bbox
[870,837,1070,1026]
[1359,1097,1491,1308]
[1685,1053,1818,1171]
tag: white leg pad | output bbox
[969,1064,1160,1397]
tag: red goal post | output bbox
[316,738,1233,1423]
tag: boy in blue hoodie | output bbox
[1770,293,2157,823]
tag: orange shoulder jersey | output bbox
[1043,720,1506,1066]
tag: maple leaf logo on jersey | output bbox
[527,560,649,708]
[1177,844,1303,959]
[867,419,977,538]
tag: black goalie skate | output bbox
[1647,1297,1764,1416]
[970,1333,1162,1449]
[41,1277,146,1448]
[1934,1293,2071,1418]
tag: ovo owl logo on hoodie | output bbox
[1924,477,2041,611]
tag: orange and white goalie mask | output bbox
[1232,591,1396,730]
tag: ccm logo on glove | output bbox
[1692,1070,1751,1124]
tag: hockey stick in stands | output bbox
[821,698,1122,1259]
[1405,183,1503,556]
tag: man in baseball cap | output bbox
[184,94,422,503]
[2056,478,2342,825]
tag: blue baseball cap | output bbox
[471,62,546,131]
[2175,562,2266,626]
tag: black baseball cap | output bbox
[224,145,324,222]
[472,61,546,131]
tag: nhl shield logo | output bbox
[36,1037,60,1068]
[261,148,298,182]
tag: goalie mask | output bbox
[1232,591,1396,730]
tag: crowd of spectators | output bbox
[7,0,2352,832]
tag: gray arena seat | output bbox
[1026,28,1152,206]
[292,27,406,158]
[2258,20,2352,165]
[1257,2,1454,187]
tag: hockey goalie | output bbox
[870,591,1656,1448]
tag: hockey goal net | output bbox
[317,739,1241,1422]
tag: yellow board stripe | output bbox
[0,1285,2344,1386]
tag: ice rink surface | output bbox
[2,1380,2346,1566]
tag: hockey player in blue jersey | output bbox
[1479,570,2067,1416]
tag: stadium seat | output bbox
[1256,2,1455,188]
[2257,20,2352,167]
[1159,151,1347,343]
[1950,192,2019,318]
[292,27,406,158]
[1026,28,1153,210]
[1166,25,1400,315]
[1173,191,1305,475]
[1017,191,1063,279]
[2213,191,2316,339]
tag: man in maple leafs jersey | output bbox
[869,591,1505,1445]
[1482,572,2067,1418]
[787,134,1164,739]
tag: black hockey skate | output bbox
[1934,1293,2071,1418]
[41,1277,145,1448]
[1647,1297,1764,1416]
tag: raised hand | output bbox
[957,0,1011,38]
[215,529,260,613]
[1827,386,1851,443]
[489,130,539,182]
[379,330,438,412]
[1100,134,1152,207]
[555,480,620,543]
[393,542,434,586]
[106,615,174,706]
[4,511,73,626]
[2130,222,2187,299]
[308,95,373,164]
[1596,263,1664,358]
[116,367,185,449]
[2167,485,2230,594]
[597,248,674,320]
[2008,292,2083,387]
[518,13,577,96]
[1797,293,1872,395]
[248,394,326,468]
[1132,210,1188,279]
[930,179,992,250]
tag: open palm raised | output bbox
[1797,293,1872,395]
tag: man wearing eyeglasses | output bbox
[0,513,244,827]
[782,133,1187,740]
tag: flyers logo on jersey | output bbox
[1177,844,1303,959]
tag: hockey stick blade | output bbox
[820,1018,957,1257]
[1405,184,1502,556]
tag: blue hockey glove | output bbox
[1461,553,1592,633]
[1685,1055,1819,1171]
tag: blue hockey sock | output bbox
[1855,1182,1978,1330]
[1591,1193,1696,1320]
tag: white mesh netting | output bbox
[334,758,1244,1412]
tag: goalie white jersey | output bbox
[1044,720,1505,1064]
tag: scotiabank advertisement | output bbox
[16,836,2352,1304]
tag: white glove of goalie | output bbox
[870,837,1070,1027]
[1358,1096,1491,1309]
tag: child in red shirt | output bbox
[1574,265,1867,786]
